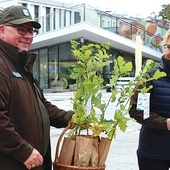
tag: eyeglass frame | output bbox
[163,44,170,50]
[3,23,38,37]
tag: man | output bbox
[0,5,74,170]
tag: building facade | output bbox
[1,0,169,89]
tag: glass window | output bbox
[39,49,48,88]
[53,8,56,30]
[102,20,104,27]
[34,5,39,34]
[74,11,81,24]
[34,5,39,19]
[69,11,72,25]
[46,7,50,32]
[59,43,76,85]
[32,51,39,80]
[64,10,66,27]
[49,46,58,86]
[59,9,61,28]
[108,21,110,27]
[22,3,27,7]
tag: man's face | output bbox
[0,22,34,51]
[164,36,170,60]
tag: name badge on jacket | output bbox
[11,71,23,79]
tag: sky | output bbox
[60,0,170,18]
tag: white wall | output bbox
[1,0,18,8]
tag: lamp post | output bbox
[135,35,143,77]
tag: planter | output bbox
[69,84,78,91]
[51,78,68,92]
[52,85,64,92]
[53,125,108,170]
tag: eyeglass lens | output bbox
[18,27,37,37]
[3,24,37,37]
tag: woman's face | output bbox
[164,36,170,60]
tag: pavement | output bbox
[44,89,141,170]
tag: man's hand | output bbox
[167,118,170,130]
[68,121,74,129]
[24,148,43,169]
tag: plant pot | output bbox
[69,84,78,91]
[52,85,64,92]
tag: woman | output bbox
[129,29,170,170]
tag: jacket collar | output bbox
[0,39,36,73]
[161,56,170,77]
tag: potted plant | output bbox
[53,40,166,169]
[50,75,68,92]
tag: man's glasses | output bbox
[4,24,38,37]
[163,44,170,50]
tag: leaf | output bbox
[152,70,166,80]
[138,85,153,94]
[114,56,133,76]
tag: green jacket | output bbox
[0,39,73,170]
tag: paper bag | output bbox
[74,136,93,166]
[98,137,111,166]
[59,137,76,165]
[90,137,99,167]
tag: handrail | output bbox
[35,4,165,53]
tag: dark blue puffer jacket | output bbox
[138,58,170,160]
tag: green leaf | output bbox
[114,56,133,76]
[152,70,166,80]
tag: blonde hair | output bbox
[163,29,170,45]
